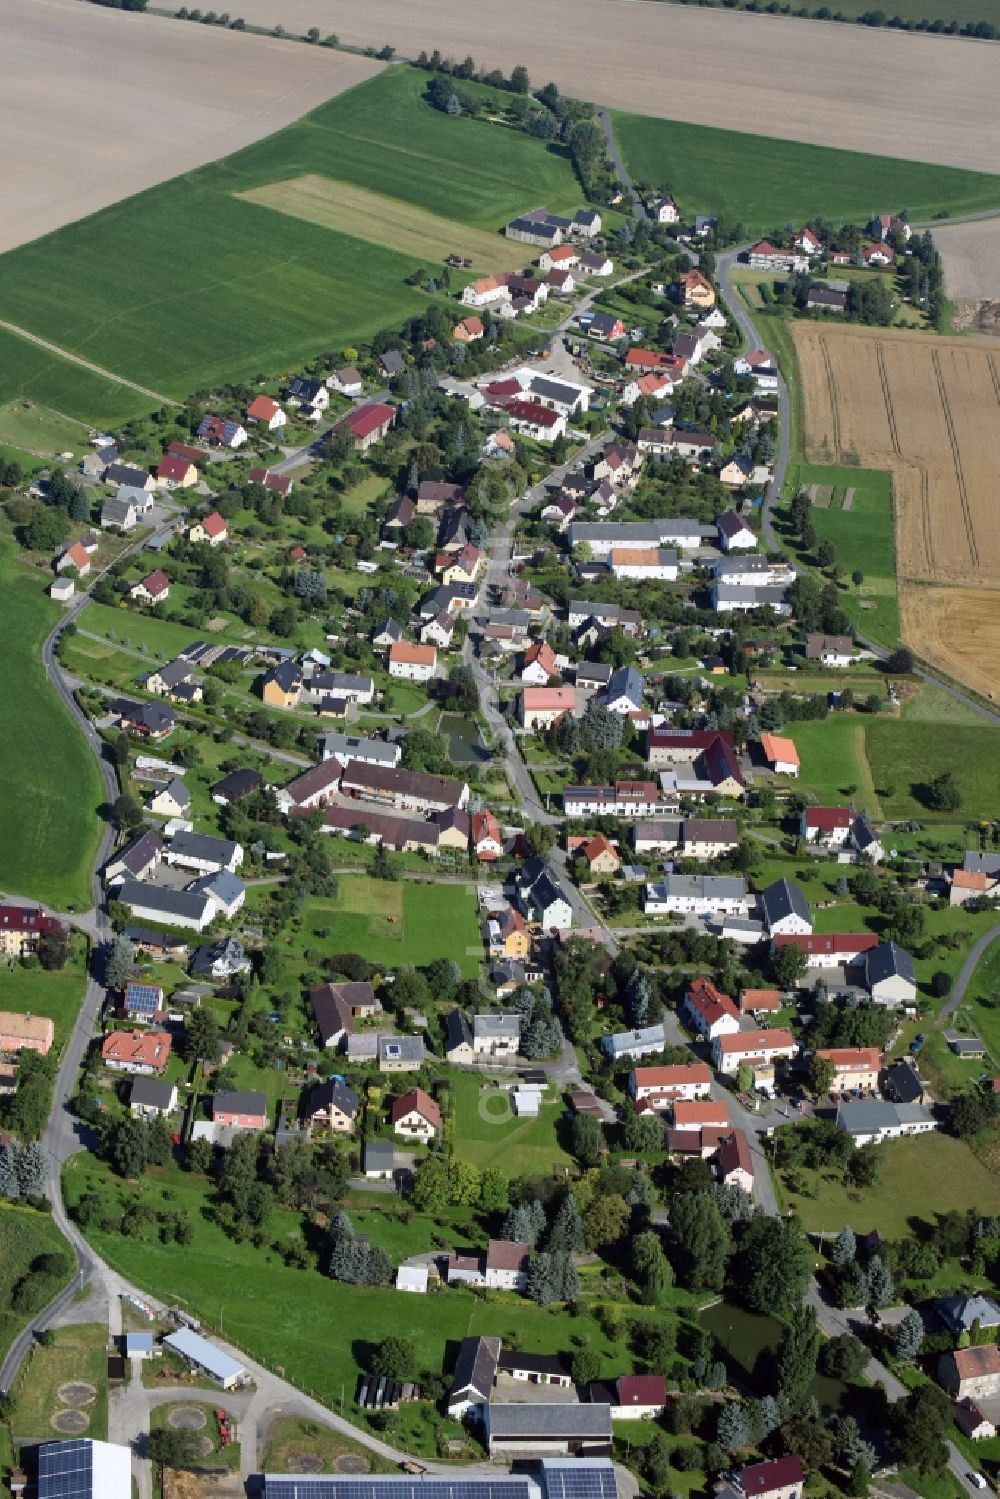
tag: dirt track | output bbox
[160,0,1000,173]
[0,0,382,253]
[794,321,1000,697]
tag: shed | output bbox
[163,1327,247,1388]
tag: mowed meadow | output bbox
[611,113,1000,235]
[0,540,103,910]
[0,68,579,402]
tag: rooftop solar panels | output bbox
[539,1462,619,1499]
[263,1481,540,1499]
[38,1438,131,1499]
[124,982,161,1015]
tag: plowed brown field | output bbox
[793,322,1000,699]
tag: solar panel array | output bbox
[38,1438,93,1498]
[264,1481,538,1499]
[539,1464,618,1499]
[124,983,161,1014]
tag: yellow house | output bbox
[498,909,530,960]
[680,269,716,309]
[261,660,303,709]
[442,545,484,587]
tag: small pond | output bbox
[701,1302,850,1413]
[440,712,491,766]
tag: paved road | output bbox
[0,318,177,405]
[716,246,788,549]
[595,109,649,222]
[937,921,1000,1022]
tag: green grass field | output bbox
[295,878,482,976]
[0,67,580,402]
[779,1132,1000,1236]
[450,1072,572,1173]
[0,327,151,428]
[0,1205,74,1364]
[866,720,1000,821]
[788,462,900,647]
[780,716,882,815]
[0,539,103,910]
[9,1322,108,1441]
[0,956,88,1049]
[0,399,91,460]
[611,112,1000,233]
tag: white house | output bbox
[644,875,747,917]
[682,979,741,1042]
[610,547,678,581]
[473,1013,521,1058]
[388,642,437,681]
[713,1028,798,1075]
[836,1100,937,1145]
[631,1062,712,1105]
[717,511,757,551]
[758,878,812,936]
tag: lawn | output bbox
[9,1322,107,1442]
[866,719,1000,821]
[780,716,882,816]
[292,878,482,978]
[0,67,580,401]
[610,112,1000,234]
[0,399,92,461]
[262,1416,397,1476]
[947,936,1000,1069]
[61,1152,628,1436]
[450,1071,573,1174]
[0,954,88,1049]
[0,538,104,910]
[0,1204,75,1366]
[786,462,900,647]
[779,1131,1000,1236]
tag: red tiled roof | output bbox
[390,1086,441,1128]
[804,806,854,831]
[139,569,169,596]
[617,1374,666,1407]
[389,641,436,667]
[502,400,563,428]
[157,454,193,482]
[247,395,280,420]
[101,1030,172,1070]
[337,402,395,440]
[773,932,878,956]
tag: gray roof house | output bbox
[863,942,917,1005]
[363,1139,396,1177]
[378,1034,425,1071]
[486,1402,612,1455]
[601,1024,667,1061]
[936,1294,1000,1337]
[105,829,164,885]
[444,1010,475,1060]
[601,665,644,713]
[447,1335,502,1417]
[759,877,812,935]
[836,1099,937,1144]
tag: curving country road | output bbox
[937,922,1000,1023]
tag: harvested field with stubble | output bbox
[794,322,1000,699]
[932,217,1000,300]
[0,0,383,254]
[237,177,530,271]
[163,0,1000,174]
